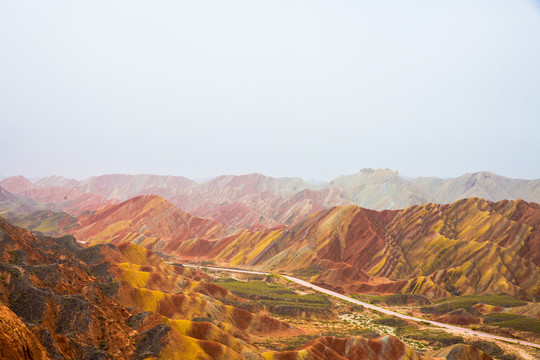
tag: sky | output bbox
[1,0,540,181]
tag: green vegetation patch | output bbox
[482,313,540,333]
[292,265,321,278]
[350,293,431,306]
[350,294,388,305]
[382,294,431,306]
[213,278,331,313]
[8,210,78,236]
[396,325,464,347]
[469,341,504,358]
[372,316,408,327]
[421,294,526,315]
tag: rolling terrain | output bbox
[0,217,505,359]
[1,172,540,359]
[4,187,539,302]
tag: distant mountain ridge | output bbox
[1,169,539,228]
[2,182,540,300]
[25,193,537,301]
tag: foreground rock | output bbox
[264,335,494,360]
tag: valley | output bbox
[0,171,539,359]
[178,265,540,359]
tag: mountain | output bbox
[411,171,540,205]
[53,192,540,300]
[0,185,16,202]
[2,170,539,229]
[5,210,79,236]
[0,218,290,359]
[34,175,80,188]
[3,174,538,301]
[330,169,426,209]
[1,217,497,360]
[78,174,197,200]
[0,185,61,217]
[0,177,115,216]
[331,169,540,209]
[0,175,34,194]
[72,194,229,250]
[171,198,540,300]
[9,180,534,301]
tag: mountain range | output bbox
[0,217,504,359]
[1,169,539,229]
[1,170,539,359]
[3,184,539,302]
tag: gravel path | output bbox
[188,265,540,349]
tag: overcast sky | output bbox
[1,0,539,181]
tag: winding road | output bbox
[183,265,540,349]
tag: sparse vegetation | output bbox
[292,266,320,278]
[213,278,331,316]
[350,294,388,304]
[469,341,504,358]
[395,325,464,347]
[482,313,540,333]
[372,316,407,327]
[421,294,526,315]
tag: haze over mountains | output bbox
[1,169,539,229]
[2,169,540,300]
[57,195,540,301]
[2,171,540,301]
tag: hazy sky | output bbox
[2,1,540,181]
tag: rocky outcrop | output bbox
[267,334,427,360]
[432,344,493,360]
[0,218,298,359]
[0,303,50,360]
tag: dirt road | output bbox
[190,265,540,349]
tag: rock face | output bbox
[2,169,540,228]
[265,335,495,360]
[72,194,228,248]
[0,218,136,359]
[0,218,294,359]
[0,303,49,360]
[434,309,481,326]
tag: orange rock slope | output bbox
[267,335,428,360]
[0,218,291,359]
[72,194,229,249]
[0,304,49,360]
